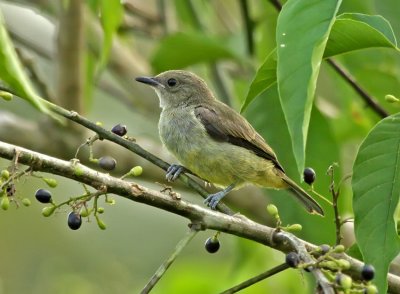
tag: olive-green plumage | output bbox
[136,70,324,216]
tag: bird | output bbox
[135,70,324,216]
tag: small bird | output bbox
[136,70,324,216]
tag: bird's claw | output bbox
[204,192,225,210]
[166,164,184,182]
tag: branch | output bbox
[141,227,199,293]
[0,142,399,293]
[220,263,289,293]
[239,0,254,56]
[56,0,84,113]
[326,59,389,118]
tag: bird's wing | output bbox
[194,103,285,172]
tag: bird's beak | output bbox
[135,76,163,88]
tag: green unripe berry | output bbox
[97,207,105,214]
[80,207,92,217]
[1,169,10,180]
[22,198,31,207]
[364,285,378,294]
[337,259,351,270]
[319,261,338,270]
[130,166,143,177]
[266,204,279,217]
[333,244,345,253]
[43,178,58,188]
[385,94,400,103]
[96,217,106,230]
[42,206,56,217]
[0,91,13,101]
[286,224,302,232]
[1,196,10,210]
[335,274,352,290]
[74,166,84,176]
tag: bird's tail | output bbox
[282,176,324,216]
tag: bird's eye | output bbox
[167,78,177,87]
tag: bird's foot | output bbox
[166,164,185,182]
[204,192,226,210]
[204,183,236,210]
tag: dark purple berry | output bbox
[285,252,300,268]
[35,189,52,203]
[67,212,82,230]
[111,124,127,136]
[303,167,316,185]
[98,156,116,171]
[361,264,375,281]
[205,237,220,253]
[319,244,331,254]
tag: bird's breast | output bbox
[159,108,207,162]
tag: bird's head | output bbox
[135,70,214,108]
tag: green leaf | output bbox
[352,113,400,293]
[346,243,363,261]
[240,50,277,113]
[325,13,398,58]
[242,13,398,116]
[276,0,342,176]
[0,9,50,116]
[98,0,123,71]
[151,32,237,72]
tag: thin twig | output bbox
[268,0,282,10]
[185,1,232,105]
[239,0,254,56]
[327,164,342,246]
[220,263,289,294]
[141,227,199,293]
[123,2,161,24]
[209,64,231,105]
[326,59,388,118]
[157,0,168,35]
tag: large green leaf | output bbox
[241,12,398,120]
[276,0,342,176]
[352,113,400,293]
[0,9,50,116]
[240,50,277,113]
[151,32,237,72]
[325,13,398,58]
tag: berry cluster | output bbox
[284,246,377,293]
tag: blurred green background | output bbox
[0,0,400,293]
